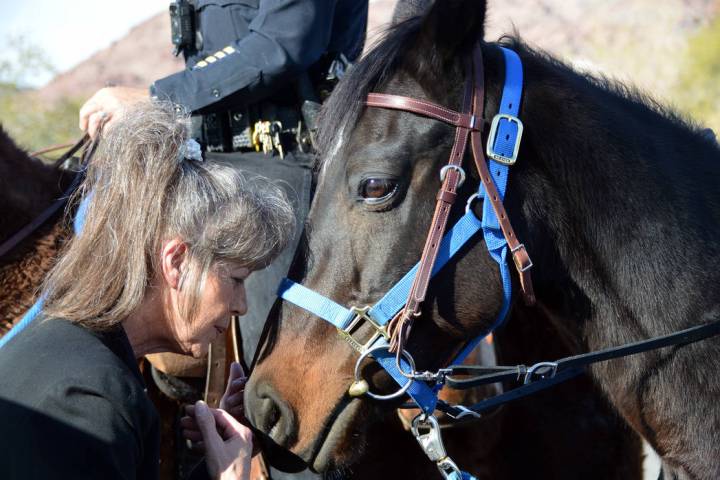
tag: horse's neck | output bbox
[512,48,720,344]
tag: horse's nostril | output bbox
[245,380,296,447]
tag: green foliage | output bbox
[0,87,83,156]
[672,16,720,133]
[0,35,56,88]
[0,35,81,156]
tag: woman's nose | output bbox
[232,288,248,316]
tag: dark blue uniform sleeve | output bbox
[152,0,336,113]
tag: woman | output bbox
[0,101,294,479]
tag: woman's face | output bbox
[172,262,250,358]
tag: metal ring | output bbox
[353,345,416,401]
[439,165,466,188]
[465,192,480,216]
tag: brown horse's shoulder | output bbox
[0,220,71,336]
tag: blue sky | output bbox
[1,0,168,87]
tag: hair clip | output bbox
[179,138,203,163]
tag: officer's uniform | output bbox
[153,2,368,479]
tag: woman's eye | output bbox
[359,178,397,203]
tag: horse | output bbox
[246,1,720,478]
[0,127,75,331]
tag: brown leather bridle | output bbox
[365,42,535,353]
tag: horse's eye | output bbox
[359,178,397,203]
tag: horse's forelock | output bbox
[317,18,425,165]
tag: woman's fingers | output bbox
[220,362,247,413]
[212,408,253,445]
[86,111,110,139]
[78,101,102,132]
[194,401,224,451]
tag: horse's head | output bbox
[247,0,516,471]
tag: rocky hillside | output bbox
[37,0,720,106]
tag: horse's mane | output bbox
[319,15,715,166]
[318,17,426,158]
[0,126,32,172]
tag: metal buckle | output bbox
[511,243,533,273]
[523,362,558,385]
[337,306,389,354]
[439,165,466,188]
[486,113,524,165]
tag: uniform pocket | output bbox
[195,0,259,51]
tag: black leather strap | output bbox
[429,320,720,420]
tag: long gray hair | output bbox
[42,101,295,330]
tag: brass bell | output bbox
[348,379,369,397]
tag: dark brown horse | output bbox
[247,1,719,479]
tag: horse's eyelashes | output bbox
[359,178,399,206]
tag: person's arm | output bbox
[151,0,336,113]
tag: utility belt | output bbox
[191,101,319,157]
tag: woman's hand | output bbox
[220,362,247,420]
[182,362,248,448]
[188,401,253,480]
[78,86,148,139]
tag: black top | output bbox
[151,0,369,113]
[0,318,159,480]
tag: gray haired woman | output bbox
[0,101,294,480]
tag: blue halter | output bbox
[278,47,524,415]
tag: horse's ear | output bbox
[391,0,435,25]
[417,0,487,55]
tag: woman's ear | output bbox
[161,238,188,290]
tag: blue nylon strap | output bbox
[368,210,483,325]
[277,279,355,330]
[488,47,524,160]
[453,48,522,365]
[449,471,479,480]
[277,281,441,413]
[0,195,90,349]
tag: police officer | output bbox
[79,2,368,479]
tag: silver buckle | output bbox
[486,113,523,165]
[337,306,389,354]
[439,165,466,188]
[511,243,533,273]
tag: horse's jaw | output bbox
[308,397,366,472]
